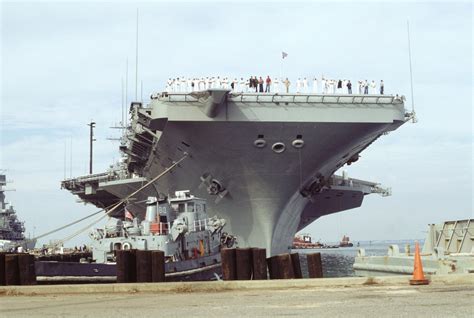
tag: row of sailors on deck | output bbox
[165,77,385,95]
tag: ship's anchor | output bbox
[199,172,228,204]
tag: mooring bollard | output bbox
[136,250,152,282]
[307,252,323,278]
[18,254,37,285]
[235,248,252,280]
[5,254,20,285]
[221,248,237,280]
[116,250,137,283]
[251,248,267,280]
[290,253,303,279]
[151,250,165,282]
[0,252,6,285]
[267,254,295,279]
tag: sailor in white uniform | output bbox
[370,80,377,94]
[312,77,318,93]
[239,78,245,92]
[273,77,280,93]
[187,78,192,92]
[166,78,172,92]
[329,80,335,94]
[302,78,308,93]
[321,77,326,94]
[296,78,301,93]
[174,78,180,92]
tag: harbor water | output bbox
[295,239,421,278]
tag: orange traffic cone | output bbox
[409,242,429,285]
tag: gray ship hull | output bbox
[63,92,408,256]
[105,122,401,255]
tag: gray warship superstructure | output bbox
[63,89,411,255]
[0,174,36,250]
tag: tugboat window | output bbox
[178,203,186,213]
[187,202,195,212]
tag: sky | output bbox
[1,0,472,247]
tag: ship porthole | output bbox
[292,139,305,149]
[254,139,267,148]
[272,142,286,153]
[122,242,131,250]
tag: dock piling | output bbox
[251,248,267,280]
[221,248,237,280]
[307,253,323,278]
[136,250,152,282]
[151,250,165,282]
[291,253,303,279]
[267,254,295,279]
[235,248,252,280]
[0,252,6,285]
[18,254,37,285]
[5,254,20,285]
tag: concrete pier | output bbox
[0,275,472,317]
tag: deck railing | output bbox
[158,91,405,105]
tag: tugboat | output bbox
[0,173,36,251]
[339,235,354,247]
[292,234,324,249]
[35,191,236,282]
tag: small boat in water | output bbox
[339,235,353,247]
[292,234,339,249]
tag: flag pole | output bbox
[279,51,283,85]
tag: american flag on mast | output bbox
[124,208,134,220]
[282,51,288,59]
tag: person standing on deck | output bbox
[370,80,376,94]
[347,80,352,94]
[274,77,280,93]
[166,78,172,92]
[363,80,369,94]
[302,77,308,93]
[239,77,245,92]
[321,77,327,94]
[258,77,264,92]
[175,78,180,92]
[296,78,301,93]
[265,76,272,92]
[328,79,334,94]
[380,80,384,94]
[337,80,342,94]
[284,78,291,93]
[312,77,318,93]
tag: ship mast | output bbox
[407,20,417,123]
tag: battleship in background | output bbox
[0,174,36,251]
[62,88,412,256]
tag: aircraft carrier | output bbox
[62,89,411,255]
